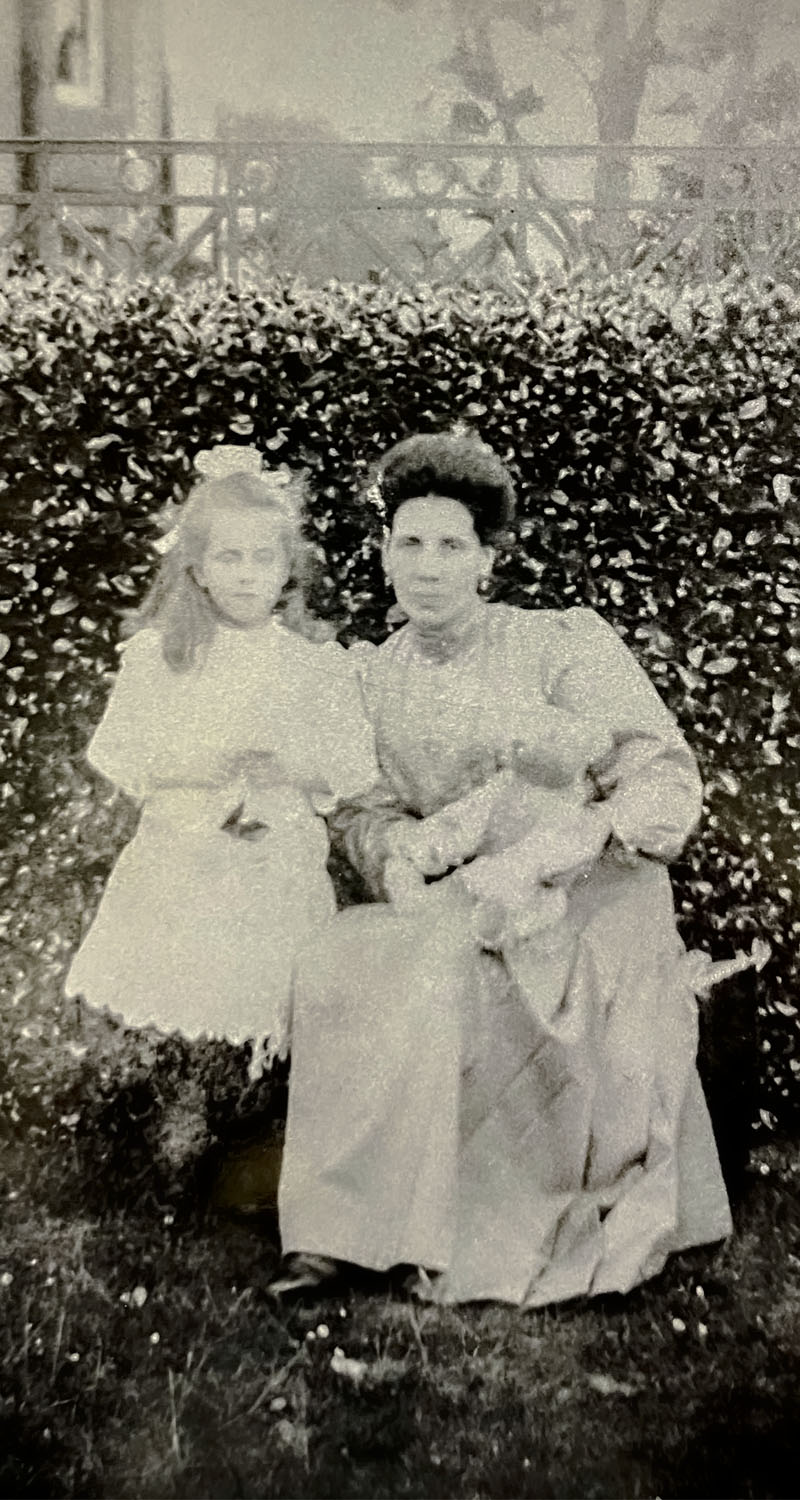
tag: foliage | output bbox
[0,265,799,1142]
[381,0,800,273]
[400,0,800,153]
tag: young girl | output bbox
[66,445,378,1077]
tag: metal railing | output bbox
[1,137,798,286]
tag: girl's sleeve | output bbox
[85,632,164,801]
[325,642,418,899]
[542,608,703,860]
[314,642,380,804]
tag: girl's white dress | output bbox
[65,620,378,1056]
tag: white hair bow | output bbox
[152,446,301,555]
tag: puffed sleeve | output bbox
[542,608,703,860]
[310,642,380,807]
[85,630,166,801]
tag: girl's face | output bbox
[384,496,493,633]
[195,507,291,627]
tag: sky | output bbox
[164,0,458,142]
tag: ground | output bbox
[1,1089,799,1498]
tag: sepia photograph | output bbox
[1,1,799,1496]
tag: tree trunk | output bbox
[592,0,664,249]
[702,0,760,146]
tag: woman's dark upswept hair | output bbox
[377,431,516,544]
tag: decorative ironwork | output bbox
[0,137,798,286]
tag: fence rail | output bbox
[1,137,798,286]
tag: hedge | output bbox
[1,265,798,1137]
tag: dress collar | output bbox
[213,618,284,652]
[406,601,489,665]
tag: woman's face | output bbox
[195,506,291,627]
[384,496,493,632]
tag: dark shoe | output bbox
[267,1252,342,1300]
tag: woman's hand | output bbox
[502,737,578,789]
[383,855,428,913]
[500,721,614,789]
[384,818,434,870]
[461,805,613,907]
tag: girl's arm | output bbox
[229,643,381,821]
[86,632,164,801]
[314,643,381,807]
[231,749,334,800]
[322,643,420,899]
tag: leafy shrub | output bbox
[1,266,798,1144]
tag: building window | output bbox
[54,0,107,109]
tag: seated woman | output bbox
[272,431,734,1308]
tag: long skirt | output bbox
[279,851,733,1307]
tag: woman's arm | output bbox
[544,608,703,860]
[329,782,422,900]
[459,608,703,909]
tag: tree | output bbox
[216,108,382,282]
[215,108,453,285]
[381,0,800,269]
[649,0,800,277]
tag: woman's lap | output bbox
[281,858,731,1301]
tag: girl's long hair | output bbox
[125,470,317,671]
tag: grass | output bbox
[2,785,799,1498]
[1,1135,799,1498]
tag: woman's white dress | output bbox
[278,604,733,1307]
[65,620,378,1055]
